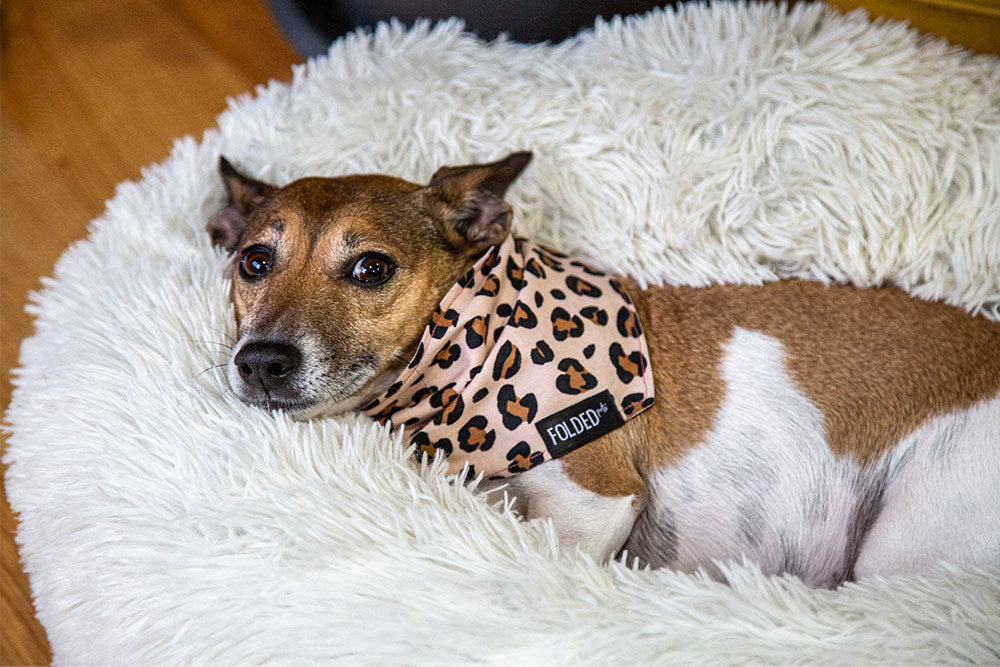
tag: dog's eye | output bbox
[349,254,395,285]
[239,245,273,280]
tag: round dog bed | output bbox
[5,3,999,663]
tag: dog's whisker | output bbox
[195,363,228,380]
[187,338,235,351]
[205,326,238,345]
[220,385,240,400]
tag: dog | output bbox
[207,152,1000,588]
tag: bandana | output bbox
[362,236,654,479]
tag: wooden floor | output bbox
[0,1,994,664]
[827,0,1000,54]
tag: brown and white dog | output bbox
[208,152,1000,588]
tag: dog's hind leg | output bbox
[853,395,1000,577]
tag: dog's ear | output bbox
[206,156,276,252]
[420,152,532,253]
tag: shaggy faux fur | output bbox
[5,3,1000,663]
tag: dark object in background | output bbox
[267,0,672,56]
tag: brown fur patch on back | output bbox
[731,280,1000,463]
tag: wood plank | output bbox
[913,0,1000,18]
[1,1,300,663]
[165,0,302,85]
[827,0,1000,53]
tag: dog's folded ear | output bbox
[420,152,532,253]
[207,157,276,252]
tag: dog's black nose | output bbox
[234,341,302,392]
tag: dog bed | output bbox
[5,3,999,663]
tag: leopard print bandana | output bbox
[362,235,654,479]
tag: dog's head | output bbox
[207,152,532,417]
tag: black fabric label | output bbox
[535,389,626,458]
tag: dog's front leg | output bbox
[493,458,644,563]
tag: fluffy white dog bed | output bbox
[6,3,1000,663]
